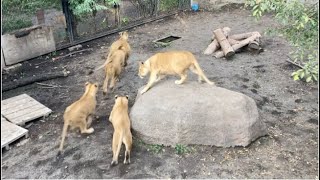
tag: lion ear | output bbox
[85,82,89,86]
[125,95,129,99]
[94,82,98,87]
[114,95,118,99]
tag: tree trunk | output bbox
[2,71,70,92]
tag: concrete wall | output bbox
[2,25,56,66]
[1,47,5,71]
[193,0,245,10]
[193,0,317,11]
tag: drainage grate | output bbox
[154,35,181,46]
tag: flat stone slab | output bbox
[130,80,267,147]
[1,94,52,126]
[1,116,29,150]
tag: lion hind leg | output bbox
[111,131,123,166]
[175,71,187,85]
[86,115,93,128]
[79,120,94,134]
[190,65,204,83]
[103,73,110,95]
[123,132,132,164]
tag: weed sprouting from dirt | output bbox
[174,144,190,155]
[134,138,165,154]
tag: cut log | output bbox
[214,33,261,58]
[211,27,231,40]
[213,28,235,58]
[248,40,260,50]
[227,38,240,46]
[229,31,260,40]
[204,39,220,55]
[2,70,70,92]
[205,27,231,55]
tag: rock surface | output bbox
[130,80,267,147]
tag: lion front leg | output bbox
[141,72,157,95]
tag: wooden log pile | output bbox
[204,27,263,58]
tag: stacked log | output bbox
[204,27,263,59]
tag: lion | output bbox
[95,31,131,71]
[58,82,98,155]
[109,95,132,166]
[108,31,131,64]
[102,49,126,95]
[138,50,215,94]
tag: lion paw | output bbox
[87,128,94,133]
[111,160,118,166]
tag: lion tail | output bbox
[192,58,214,85]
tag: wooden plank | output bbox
[1,94,52,126]
[1,94,29,105]
[3,103,47,119]
[2,99,38,112]
[1,116,29,150]
[8,108,52,126]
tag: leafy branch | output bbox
[245,0,319,83]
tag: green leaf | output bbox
[293,74,300,81]
[306,76,312,82]
[312,74,318,81]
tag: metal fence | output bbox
[1,0,190,51]
[62,0,190,49]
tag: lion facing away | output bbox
[138,50,214,94]
[58,82,98,155]
[108,31,131,65]
[109,95,132,166]
[102,49,126,95]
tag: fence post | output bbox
[114,2,121,27]
[36,9,45,24]
[61,0,74,43]
[155,0,159,16]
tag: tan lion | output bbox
[108,31,131,64]
[102,49,126,95]
[58,82,98,155]
[109,95,132,166]
[95,31,131,71]
[138,50,214,94]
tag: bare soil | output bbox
[1,9,319,179]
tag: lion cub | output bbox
[109,95,132,166]
[58,82,98,154]
[108,31,131,65]
[95,31,131,71]
[102,49,126,95]
[138,50,214,94]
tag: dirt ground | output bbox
[1,8,319,179]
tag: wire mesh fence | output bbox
[1,0,190,50]
[68,0,191,42]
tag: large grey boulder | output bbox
[130,80,267,147]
